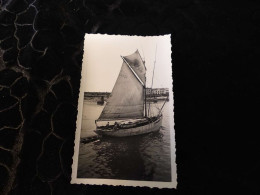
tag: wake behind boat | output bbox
[94,49,166,137]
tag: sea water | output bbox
[77,100,173,182]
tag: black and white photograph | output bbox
[71,34,176,188]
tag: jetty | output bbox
[81,135,101,144]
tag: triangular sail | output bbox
[123,50,146,85]
[98,60,144,120]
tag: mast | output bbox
[148,44,157,116]
[137,49,147,117]
[144,75,147,117]
[151,45,157,91]
[143,86,146,117]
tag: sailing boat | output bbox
[94,50,163,137]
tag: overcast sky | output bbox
[82,34,172,92]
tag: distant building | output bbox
[146,88,169,96]
[146,88,152,95]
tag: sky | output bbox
[82,34,172,92]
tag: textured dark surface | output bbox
[1,0,260,195]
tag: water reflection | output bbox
[77,101,172,182]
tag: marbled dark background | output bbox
[0,0,260,195]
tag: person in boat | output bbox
[113,122,119,130]
[106,122,110,129]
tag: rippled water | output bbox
[77,100,173,182]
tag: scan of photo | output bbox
[71,34,176,188]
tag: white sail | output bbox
[98,60,144,120]
[123,50,146,85]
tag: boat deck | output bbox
[95,115,162,137]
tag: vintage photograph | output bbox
[71,34,176,188]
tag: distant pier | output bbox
[84,92,110,102]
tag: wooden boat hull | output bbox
[94,116,162,137]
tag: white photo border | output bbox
[71,34,176,189]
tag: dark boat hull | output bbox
[94,115,162,137]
